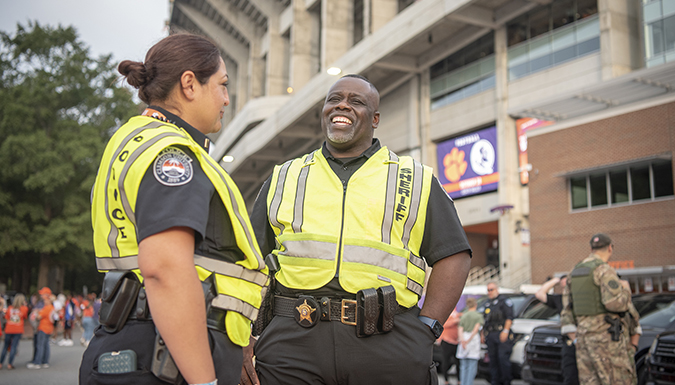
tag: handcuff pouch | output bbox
[99,270,141,333]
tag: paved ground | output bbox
[0,326,527,385]
[0,328,86,385]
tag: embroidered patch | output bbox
[153,147,193,186]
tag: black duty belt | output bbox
[272,285,409,338]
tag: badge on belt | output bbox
[295,298,318,328]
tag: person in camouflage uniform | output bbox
[561,233,634,385]
[623,301,641,385]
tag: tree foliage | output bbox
[0,22,138,292]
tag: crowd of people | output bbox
[0,287,101,370]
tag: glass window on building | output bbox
[570,159,674,210]
[644,0,675,67]
[430,32,495,109]
[506,0,599,80]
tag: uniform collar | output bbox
[321,138,381,162]
[142,106,211,152]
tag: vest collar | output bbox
[321,138,381,162]
[142,106,211,152]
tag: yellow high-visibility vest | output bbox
[267,146,432,308]
[91,116,268,347]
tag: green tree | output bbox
[0,22,138,294]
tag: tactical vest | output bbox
[91,116,269,347]
[570,257,606,316]
[266,146,432,308]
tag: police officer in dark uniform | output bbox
[482,282,514,385]
[80,34,267,385]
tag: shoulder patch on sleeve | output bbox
[608,280,620,289]
[505,298,513,307]
[153,147,194,186]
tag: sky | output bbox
[0,0,170,64]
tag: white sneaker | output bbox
[65,339,74,346]
[27,363,41,369]
[41,364,50,368]
[57,340,67,346]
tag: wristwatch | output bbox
[418,316,444,339]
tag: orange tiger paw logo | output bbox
[443,147,468,182]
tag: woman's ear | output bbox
[180,70,198,101]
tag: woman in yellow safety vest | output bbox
[80,33,267,385]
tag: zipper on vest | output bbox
[335,179,348,278]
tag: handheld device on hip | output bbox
[97,350,137,374]
[151,332,183,385]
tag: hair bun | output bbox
[118,60,150,88]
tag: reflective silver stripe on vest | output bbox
[269,160,293,233]
[96,255,140,271]
[381,151,399,244]
[292,151,315,233]
[409,253,425,271]
[407,278,423,296]
[117,132,184,226]
[211,294,258,321]
[342,244,407,275]
[199,154,266,270]
[193,254,267,286]
[279,239,336,260]
[103,121,165,258]
[401,160,424,249]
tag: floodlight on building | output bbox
[287,87,293,94]
[327,67,342,76]
[222,155,235,163]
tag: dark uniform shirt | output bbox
[483,294,514,332]
[134,106,245,264]
[251,139,472,298]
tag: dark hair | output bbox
[118,33,222,104]
[341,74,378,93]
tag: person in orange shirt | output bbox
[438,308,462,385]
[27,287,54,369]
[0,294,29,370]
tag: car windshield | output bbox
[519,301,560,321]
[632,294,675,317]
[477,295,529,316]
[639,301,675,329]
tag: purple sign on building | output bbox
[436,126,499,199]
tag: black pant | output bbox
[255,306,438,385]
[561,342,579,385]
[79,320,242,385]
[486,331,513,385]
[440,341,460,382]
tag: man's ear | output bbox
[180,70,198,101]
[372,111,380,129]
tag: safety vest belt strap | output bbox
[280,239,336,260]
[342,244,407,275]
[96,254,267,286]
[211,294,258,320]
[193,254,267,286]
[96,255,139,271]
[407,279,423,296]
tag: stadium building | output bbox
[169,0,675,291]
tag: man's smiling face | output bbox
[321,76,380,156]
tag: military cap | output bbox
[590,233,612,249]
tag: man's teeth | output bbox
[332,116,352,124]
